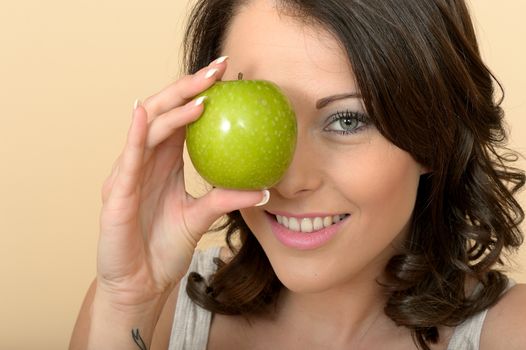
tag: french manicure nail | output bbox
[195,96,207,106]
[213,56,229,65]
[205,68,219,79]
[255,190,270,207]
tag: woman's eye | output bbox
[324,110,370,135]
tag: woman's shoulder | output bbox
[480,281,526,349]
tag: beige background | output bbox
[1,1,525,348]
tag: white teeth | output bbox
[288,217,300,231]
[275,214,348,233]
[300,218,313,233]
[313,217,323,231]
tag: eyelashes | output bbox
[324,110,371,135]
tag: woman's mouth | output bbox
[274,213,350,233]
[264,211,351,250]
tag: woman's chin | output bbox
[270,261,343,294]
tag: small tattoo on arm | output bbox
[131,328,147,350]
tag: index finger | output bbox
[141,56,229,119]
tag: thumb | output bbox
[184,188,270,238]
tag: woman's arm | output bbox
[69,278,180,350]
[69,57,267,349]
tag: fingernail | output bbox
[254,190,270,207]
[205,68,219,79]
[194,96,207,106]
[213,56,229,65]
[134,98,141,110]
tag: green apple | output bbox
[186,78,297,190]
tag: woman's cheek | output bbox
[348,150,421,244]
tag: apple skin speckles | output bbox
[186,80,297,190]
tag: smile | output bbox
[274,214,350,233]
[265,211,351,250]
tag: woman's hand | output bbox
[96,57,268,309]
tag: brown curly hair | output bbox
[181,0,525,348]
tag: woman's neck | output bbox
[271,268,394,347]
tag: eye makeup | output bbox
[324,110,371,136]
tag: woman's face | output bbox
[221,0,427,293]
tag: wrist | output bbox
[87,296,155,350]
[86,287,172,350]
[93,278,176,316]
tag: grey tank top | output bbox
[169,247,517,350]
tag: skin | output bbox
[69,0,526,348]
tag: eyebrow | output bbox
[316,92,362,109]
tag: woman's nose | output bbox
[272,133,322,198]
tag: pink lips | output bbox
[265,212,350,250]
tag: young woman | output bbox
[70,0,526,349]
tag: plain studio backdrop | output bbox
[1,1,525,348]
